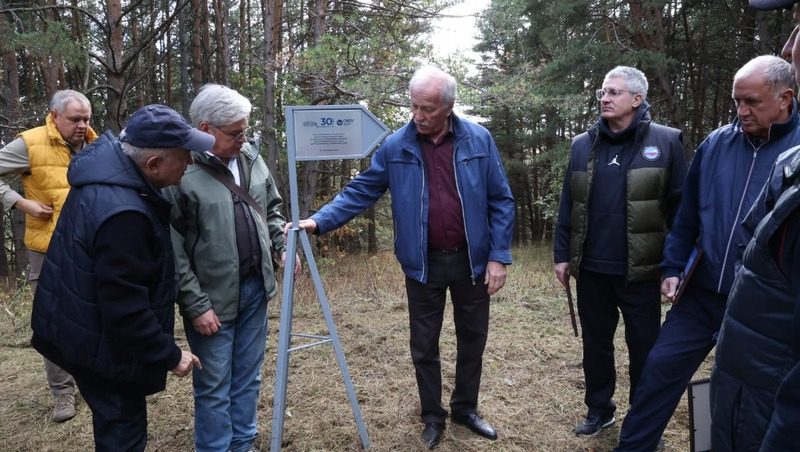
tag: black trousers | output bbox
[576,268,661,417]
[405,248,491,423]
[74,376,148,452]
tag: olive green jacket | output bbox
[163,143,286,322]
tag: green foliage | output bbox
[473,0,775,242]
[10,22,86,72]
[287,0,445,111]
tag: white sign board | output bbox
[286,105,389,161]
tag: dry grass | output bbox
[0,245,714,451]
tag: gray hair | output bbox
[605,66,649,99]
[734,55,795,93]
[409,65,458,106]
[49,90,90,114]
[189,84,252,127]
[121,141,178,167]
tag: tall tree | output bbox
[261,0,282,177]
[212,0,229,84]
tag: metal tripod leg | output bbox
[270,228,371,450]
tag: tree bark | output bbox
[0,12,19,283]
[179,0,192,115]
[191,0,210,90]
[105,0,125,131]
[296,0,329,218]
[40,0,63,97]
[212,0,229,84]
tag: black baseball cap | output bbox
[750,0,798,10]
[120,104,214,152]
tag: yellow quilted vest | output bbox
[18,113,97,252]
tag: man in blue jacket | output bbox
[710,1,800,451]
[554,66,686,438]
[615,54,800,452]
[31,105,211,451]
[291,65,515,449]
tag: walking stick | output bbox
[565,282,579,337]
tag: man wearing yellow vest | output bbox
[0,89,97,422]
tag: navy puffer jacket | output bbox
[711,146,800,451]
[31,132,181,394]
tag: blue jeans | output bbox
[186,274,268,452]
[615,284,727,452]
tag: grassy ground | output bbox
[0,244,714,451]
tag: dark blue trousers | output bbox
[74,376,148,452]
[615,284,727,452]
[576,269,661,417]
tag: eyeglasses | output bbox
[595,88,634,101]
[211,125,250,142]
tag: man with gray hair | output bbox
[554,66,686,438]
[0,89,97,422]
[163,84,297,452]
[615,54,800,451]
[31,104,210,450]
[290,65,515,449]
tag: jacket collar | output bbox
[196,141,257,167]
[784,143,800,183]
[194,142,257,189]
[590,101,653,147]
[401,113,466,147]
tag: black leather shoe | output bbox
[453,412,498,440]
[421,422,445,449]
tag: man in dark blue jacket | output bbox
[711,2,800,451]
[31,105,212,451]
[554,66,686,439]
[615,55,800,452]
[291,65,515,449]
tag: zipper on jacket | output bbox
[452,144,476,283]
[419,154,427,281]
[717,140,762,293]
[575,130,602,273]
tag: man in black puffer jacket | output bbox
[31,105,213,452]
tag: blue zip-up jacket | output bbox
[661,104,800,295]
[311,114,515,283]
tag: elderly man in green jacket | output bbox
[164,84,298,452]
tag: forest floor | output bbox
[0,244,713,451]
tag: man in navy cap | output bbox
[709,2,800,451]
[31,104,213,452]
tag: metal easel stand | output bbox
[269,226,371,451]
